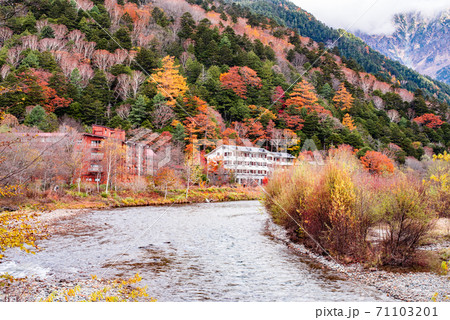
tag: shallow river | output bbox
[0,201,392,301]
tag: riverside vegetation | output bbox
[264,148,450,269]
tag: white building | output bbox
[206,145,295,185]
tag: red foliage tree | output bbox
[219,66,262,99]
[18,70,72,113]
[271,85,285,108]
[413,113,444,129]
[360,151,394,174]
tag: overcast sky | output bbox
[291,0,449,34]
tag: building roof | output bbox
[207,144,295,159]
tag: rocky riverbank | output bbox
[265,219,450,302]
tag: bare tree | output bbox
[406,108,416,120]
[151,103,175,129]
[291,52,307,69]
[0,26,13,45]
[113,48,127,65]
[36,19,49,33]
[6,46,23,68]
[115,73,131,100]
[60,53,79,78]
[67,29,85,43]
[0,64,10,80]
[116,104,131,120]
[387,109,400,123]
[78,63,94,87]
[372,96,385,110]
[130,70,145,98]
[51,24,68,40]
[73,0,94,11]
[39,38,66,52]
[92,49,114,70]
[102,139,125,194]
[21,35,39,51]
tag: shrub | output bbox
[264,151,438,266]
[264,160,374,260]
[378,178,435,265]
[425,152,450,218]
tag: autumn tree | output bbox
[244,119,266,144]
[183,96,220,149]
[183,153,203,199]
[18,69,72,113]
[219,66,262,99]
[285,80,331,116]
[271,85,285,108]
[150,56,188,107]
[360,151,395,174]
[333,83,354,111]
[222,127,241,145]
[154,167,180,199]
[413,113,444,129]
[342,113,356,131]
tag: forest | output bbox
[231,0,450,104]
[0,0,448,170]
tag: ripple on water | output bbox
[1,201,392,301]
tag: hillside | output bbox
[229,0,450,104]
[0,0,449,162]
[357,10,450,86]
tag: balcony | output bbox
[88,165,102,172]
[90,153,104,161]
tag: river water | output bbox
[0,201,392,301]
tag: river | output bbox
[0,201,392,301]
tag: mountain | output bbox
[228,0,450,104]
[0,0,449,159]
[356,10,450,86]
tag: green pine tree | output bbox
[24,105,46,127]
[172,123,186,145]
[129,95,149,126]
[40,25,55,39]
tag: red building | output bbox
[77,125,156,184]
[77,125,126,183]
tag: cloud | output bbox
[292,0,449,34]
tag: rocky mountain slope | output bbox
[356,10,450,85]
[230,0,450,104]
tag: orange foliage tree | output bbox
[244,118,267,144]
[342,113,356,130]
[19,69,72,113]
[219,66,262,99]
[413,113,444,129]
[285,80,331,116]
[360,151,394,174]
[154,167,180,199]
[222,127,241,145]
[183,97,221,149]
[333,83,354,111]
[150,56,188,107]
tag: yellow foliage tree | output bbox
[342,113,356,130]
[150,56,188,107]
[333,83,354,111]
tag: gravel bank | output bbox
[265,219,450,302]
